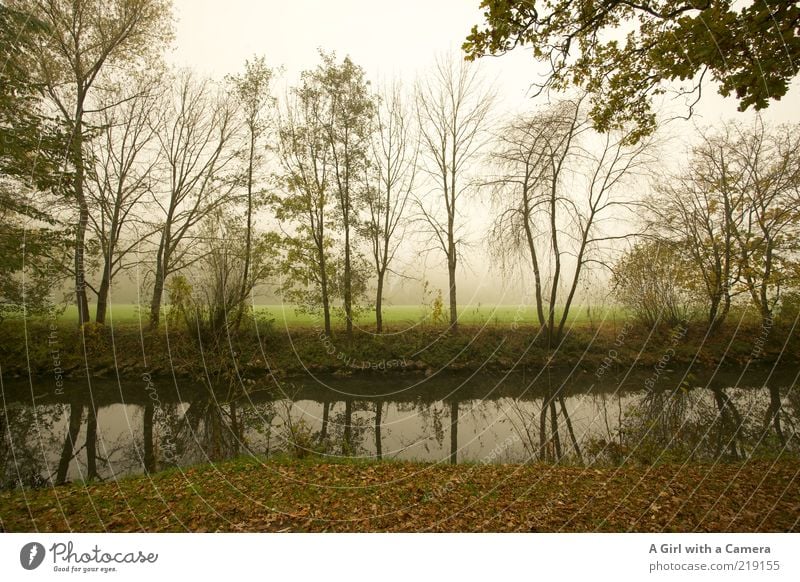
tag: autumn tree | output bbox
[274,53,375,337]
[649,126,748,330]
[13,0,173,326]
[274,69,336,335]
[416,54,493,330]
[0,3,69,319]
[728,120,800,326]
[612,240,701,327]
[314,53,376,339]
[489,96,654,463]
[226,56,275,329]
[650,119,800,329]
[464,1,800,141]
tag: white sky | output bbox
[168,0,800,126]
[164,0,800,306]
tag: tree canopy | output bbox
[464,1,800,141]
[0,3,70,318]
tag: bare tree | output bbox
[148,71,240,330]
[16,0,173,326]
[189,209,273,336]
[365,81,417,332]
[650,126,747,330]
[489,96,654,345]
[416,54,494,330]
[651,119,800,329]
[729,119,800,325]
[86,73,162,324]
[489,97,653,463]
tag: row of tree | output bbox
[0,1,490,338]
[2,1,799,344]
[614,121,800,330]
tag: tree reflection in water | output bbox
[2,372,797,488]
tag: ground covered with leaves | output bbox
[1,457,797,532]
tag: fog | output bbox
[81,0,800,309]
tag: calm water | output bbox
[1,366,797,488]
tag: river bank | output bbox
[1,319,796,382]
[0,456,797,532]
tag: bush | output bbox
[777,291,800,327]
[612,240,702,327]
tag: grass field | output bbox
[44,302,628,328]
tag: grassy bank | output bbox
[1,312,796,382]
[1,456,797,532]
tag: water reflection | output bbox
[1,368,797,488]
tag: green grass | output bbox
[46,303,629,328]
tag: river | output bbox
[0,365,796,488]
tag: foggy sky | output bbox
[103,0,800,307]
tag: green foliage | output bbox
[0,223,70,321]
[777,291,800,327]
[273,51,376,329]
[166,274,193,329]
[0,403,65,490]
[464,1,800,141]
[430,289,446,325]
[0,3,68,192]
[0,4,72,320]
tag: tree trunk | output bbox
[539,395,548,462]
[143,402,155,473]
[707,293,721,332]
[95,265,111,324]
[448,255,458,330]
[344,226,353,340]
[767,384,786,447]
[374,400,383,460]
[85,404,98,481]
[320,401,330,444]
[319,249,332,336]
[233,130,257,333]
[712,386,741,460]
[343,399,353,455]
[559,394,582,463]
[522,197,546,328]
[449,399,458,464]
[548,181,561,344]
[549,396,561,462]
[96,197,121,325]
[72,108,91,326]
[56,402,83,485]
[375,270,385,333]
[149,254,165,330]
[74,196,90,325]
